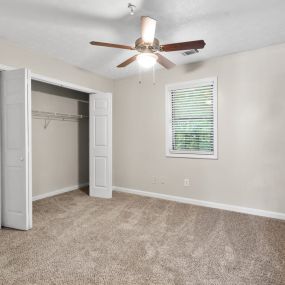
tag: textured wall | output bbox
[32,81,89,197]
[113,43,285,214]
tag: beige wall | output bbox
[1,38,284,213]
[0,39,113,92]
[32,81,89,197]
[113,43,285,213]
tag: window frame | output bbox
[165,77,218,159]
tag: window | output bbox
[165,77,217,159]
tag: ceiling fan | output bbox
[90,16,206,69]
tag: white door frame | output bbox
[0,63,112,229]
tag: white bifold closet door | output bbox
[0,68,32,230]
[89,93,112,198]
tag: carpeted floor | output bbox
[0,189,284,285]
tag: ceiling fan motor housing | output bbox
[135,38,160,53]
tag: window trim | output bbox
[165,77,218,159]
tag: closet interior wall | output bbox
[32,81,89,198]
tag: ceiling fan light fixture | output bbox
[137,53,158,68]
[90,16,206,71]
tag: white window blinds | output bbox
[166,78,217,159]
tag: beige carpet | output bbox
[0,189,284,285]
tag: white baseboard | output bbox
[113,186,285,221]
[33,183,89,201]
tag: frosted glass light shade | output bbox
[137,53,158,68]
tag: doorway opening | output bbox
[31,80,90,201]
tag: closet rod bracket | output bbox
[44,119,51,129]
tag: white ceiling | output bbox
[0,0,285,79]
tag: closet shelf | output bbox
[32,110,88,128]
[32,110,88,120]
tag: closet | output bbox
[0,68,112,231]
[32,81,90,200]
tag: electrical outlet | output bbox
[159,177,166,184]
[152,176,157,184]
[184,178,190,187]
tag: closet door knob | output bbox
[19,156,24,162]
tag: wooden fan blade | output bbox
[160,40,206,52]
[117,55,138,68]
[141,16,156,44]
[90,41,134,50]
[156,53,176,69]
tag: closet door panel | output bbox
[94,157,107,187]
[1,69,32,230]
[89,93,112,198]
[95,116,107,146]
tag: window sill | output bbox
[166,151,218,160]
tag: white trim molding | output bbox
[113,186,285,221]
[33,183,89,201]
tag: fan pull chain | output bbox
[138,64,142,84]
[152,65,156,85]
